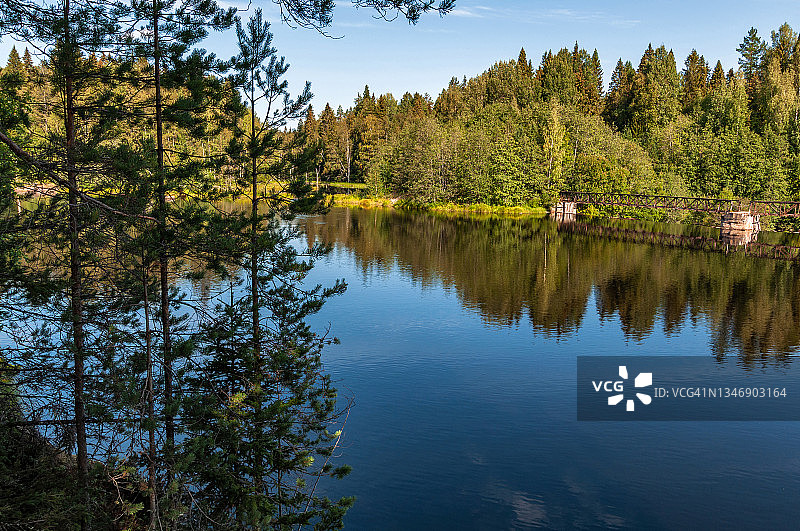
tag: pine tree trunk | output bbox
[64,0,89,527]
[250,86,260,366]
[153,1,175,521]
[250,89,263,492]
[143,260,157,529]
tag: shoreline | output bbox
[328,194,549,217]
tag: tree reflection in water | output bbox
[301,207,800,360]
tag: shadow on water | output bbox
[300,207,800,360]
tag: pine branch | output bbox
[0,128,156,222]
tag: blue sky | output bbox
[2,0,800,114]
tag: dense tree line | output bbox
[6,24,799,217]
[295,26,800,227]
[0,0,454,528]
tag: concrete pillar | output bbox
[549,201,576,222]
[720,211,760,245]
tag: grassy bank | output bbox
[328,194,548,217]
[425,202,548,217]
[330,194,399,208]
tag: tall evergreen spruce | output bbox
[682,49,710,113]
[319,103,339,179]
[178,10,351,527]
[710,60,727,90]
[128,0,234,518]
[4,46,22,76]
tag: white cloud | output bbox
[450,8,484,18]
[450,3,640,28]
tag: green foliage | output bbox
[4,47,22,75]
[4,11,800,529]
[304,29,800,211]
[542,102,566,193]
[290,24,800,213]
[738,27,766,83]
[561,107,658,195]
[171,11,352,529]
[681,49,709,113]
[3,22,799,214]
[630,45,681,141]
[366,143,391,197]
[540,48,578,106]
[603,59,636,131]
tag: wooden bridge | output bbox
[551,191,800,248]
[557,191,800,217]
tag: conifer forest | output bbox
[303,26,800,231]
[0,0,799,526]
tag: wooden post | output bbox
[549,201,576,222]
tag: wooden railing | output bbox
[559,191,800,217]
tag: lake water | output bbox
[298,207,800,530]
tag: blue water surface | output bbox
[299,208,800,530]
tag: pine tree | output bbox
[768,23,798,72]
[319,103,339,179]
[180,10,352,527]
[267,0,454,30]
[0,40,28,288]
[738,27,766,98]
[21,48,32,69]
[0,1,161,527]
[577,47,603,113]
[353,85,380,179]
[543,102,566,193]
[128,0,235,518]
[5,46,21,73]
[376,92,398,138]
[0,0,457,527]
[631,45,680,139]
[603,59,635,131]
[681,50,709,113]
[434,77,464,120]
[540,47,578,105]
[20,48,34,81]
[355,84,375,115]
[638,43,655,72]
[517,47,532,78]
[513,47,536,108]
[335,109,353,182]
[592,49,604,98]
[303,105,323,185]
[710,61,726,90]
